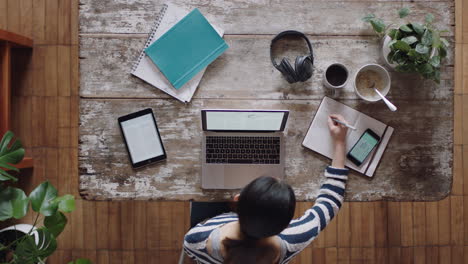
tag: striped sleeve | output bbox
[278,166,348,262]
[183,213,238,264]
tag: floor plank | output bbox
[413,202,426,246]
[374,201,388,247]
[361,202,375,247]
[350,203,363,247]
[0,1,6,29]
[439,246,451,264]
[438,197,451,245]
[388,202,401,247]
[337,202,351,247]
[425,201,440,245]
[450,196,464,245]
[400,202,414,247]
[413,247,425,264]
[452,145,463,196]
[45,0,58,44]
[337,248,350,264]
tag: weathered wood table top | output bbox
[79,0,454,201]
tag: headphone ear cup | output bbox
[280,58,298,83]
[295,56,313,82]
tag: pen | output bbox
[332,118,356,130]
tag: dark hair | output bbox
[222,176,296,264]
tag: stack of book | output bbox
[131,3,228,103]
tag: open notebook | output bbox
[131,3,224,103]
[302,97,394,177]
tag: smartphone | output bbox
[347,129,381,167]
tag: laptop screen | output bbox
[202,110,289,132]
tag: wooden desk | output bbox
[79,0,454,201]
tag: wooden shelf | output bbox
[0,29,33,48]
[14,157,34,169]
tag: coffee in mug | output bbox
[323,63,349,97]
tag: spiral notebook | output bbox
[131,3,224,103]
[302,97,394,177]
[145,8,228,90]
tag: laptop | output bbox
[201,109,289,189]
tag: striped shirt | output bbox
[184,166,348,264]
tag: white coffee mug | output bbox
[323,63,349,97]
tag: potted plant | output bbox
[0,131,90,264]
[362,7,449,84]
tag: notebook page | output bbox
[132,3,224,103]
[303,97,393,177]
[303,97,361,162]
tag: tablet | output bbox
[118,108,167,168]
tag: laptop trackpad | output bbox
[223,166,282,189]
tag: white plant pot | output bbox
[0,224,39,244]
[0,224,42,262]
[381,36,398,69]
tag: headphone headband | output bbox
[270,30,314,68]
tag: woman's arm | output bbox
[278,115,349,262]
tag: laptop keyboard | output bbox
[205,136,280,164]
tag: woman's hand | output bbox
[327,114,348,168]
[327,114,348,146]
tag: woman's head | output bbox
[237,176,296,239]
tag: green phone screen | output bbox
[349,132,379,163]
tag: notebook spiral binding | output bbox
[131,4,168,74]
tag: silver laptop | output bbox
[201,109,289,189]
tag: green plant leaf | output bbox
[398,7,410,18]
[401,36,418,45]
[388,39,397,50]
[68,259,93,264]
[387,51,395,64]
[44,211,67,237]
[440,37,449,48]
[425,13,435,24]
[394,30,403,40]
[53,194,75,213]
[14,228,57,264]
[439,46,447,58]
[393,40,411,52]
[429,56,441,67]
[0,168,17,181]
[362,14,375,22]
[417,63,434,74]
[421,29,433,46]
[395,64,413,72]
[388,29,398,39]
[399,24,412,33]
[392,51,407,64]
[0,186,29,221]
[0,131,25,182]
[30,181,59,217]
[408,49,419,58]
[432,30,441,48]
[370,18,386,33]
[433,69,441,84]
[415,44,430,54]
[411,23,425,36]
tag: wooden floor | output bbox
[1,0,468,263]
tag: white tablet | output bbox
[118,108,167,168]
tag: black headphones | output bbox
[270,30,314,83]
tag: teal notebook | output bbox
[144,8,229,90]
